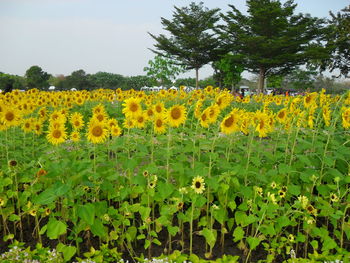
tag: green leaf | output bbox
[202,228,217,248]
[233,226,245,242]
[47,218,67,239]
[213,207,226,225]
[247,236,260,250]
[139,206,151,221]
[57,244,77,262]
[167,226,179,236]
[91,218,107,238]
[77,203,95,226]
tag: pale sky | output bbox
[0,0,348,80]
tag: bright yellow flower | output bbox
[87,119,108,144]
[167,104,187,128]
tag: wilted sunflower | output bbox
[87,120,108,144]
[191,176,205,194]
[122,97,142,118]
[167,104,187,128]
[306,204,317,216]
[330,193,339,202]
[37,168,48,177]
[47,126,67,145]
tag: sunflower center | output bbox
[25,123,30,128]
[201,113,207,121]
[278,111,285,119]
[74,121,80,126]
[52,130,62,139]
[5,112,14,121]
[92,126,103,137]
[195,181,201,188]
[130,103,138,112]
[171,108,181,120]
[156,119,163,127]
[138,116,144,123]
[97,114,104,121]
[224,116,234,127]
[259,120,265,129]
[156,106,162,113]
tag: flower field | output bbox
[0,87,350,263]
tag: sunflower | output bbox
[145,106,155,120]
[22,118,33,133]
[49,110,66,123]
[110,125,122,137]
[33,119,43,135]
[194,100,203,119]
[220,112,239,135]
[70,131,81,142]
[276,108,288,123]
[122,97,142,118]
[134,112,147,129]
[191,176,205,194]
[107,118,118,130]
[341,107,350,129]
[154,102,166,116]
[123,118,135,129]
[207,104,220,124]
[87,119,108,144]
[1,106,21,127]
[330,193,339,203]
[47,126,67,145]
[70,112,84,130]
[167,104,187,128]
[306,204,317,216]
[92,104,106,115]
[255,111,271,138]
[153,115,167,134]
[200,109,210,128]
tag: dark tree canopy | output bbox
[25,65,51,90]
[148,2,222,88]
[323,5,350,77]
[219,0,327,93]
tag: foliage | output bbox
[144,55,185,86]
[89,72,125,90]
[149,2,222,88]
[0,73,25,92]
[212,53,244,90]
[322,5,350,77]
[25,65,51,90]
[65,69,92,91]
[218,0,328,93]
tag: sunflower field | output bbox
[0,87,350,263]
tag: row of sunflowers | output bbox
[0,87,349,262]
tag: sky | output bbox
[0,0,348,80]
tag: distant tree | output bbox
[143,55,185,86]
[25,65,51,90]
[122,75,152,90]
[0,73,25,92]
[283,67,318,91]
[49,74,66,90]
[199,76,217,88]
[322,5,350,77]
[149,2,222,89]
[174,78,196,88]
[89,72,125,90]
[219,0,327,93]
[65,70,92,91]
[212,53,244,91]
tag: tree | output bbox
[65,70,92,91]
[212,53,244,91]
[282,67,318,91]
[89,72,125,90]
[322,5,350,77]
[148,2,222,89]
[219,0,327,93]
[143,55,185,86]
[25,65,51,90]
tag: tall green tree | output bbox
[219,0,327,93]
[25,65,51,90]
[212,53,244,91]
[322,5,350,77]
[148,2,221,89]
[89,72,125,90]
[143,55,185,86]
